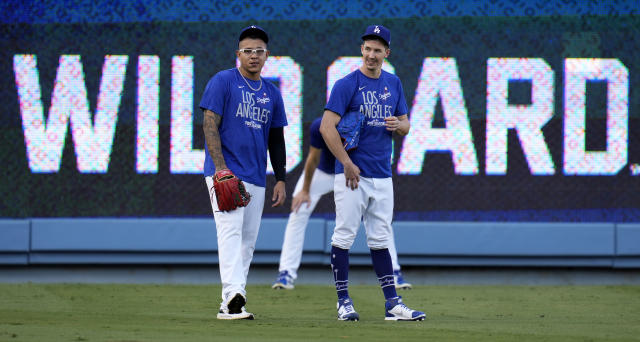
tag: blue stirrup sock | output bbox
[370,248,398,300]
[331,246,350,300]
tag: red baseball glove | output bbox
[212,169,251,212]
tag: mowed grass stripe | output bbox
[0,284,638,342]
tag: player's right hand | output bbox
[343,160,360,190]
[291,190,311,213]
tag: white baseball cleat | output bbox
[337,297,360,321]
[217,293,254,320]
[217,306,254,320]
[384,296,425,321]
[272,271,295,290]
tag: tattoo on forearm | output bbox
[203,110,227,170]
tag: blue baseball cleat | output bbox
[384,296,426,321]
[394,270,413,289]
[272,270,295,290]
[337,297,360,321]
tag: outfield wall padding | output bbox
[1,219,639,267]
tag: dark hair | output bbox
[362,35,389,48]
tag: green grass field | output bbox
[1,283,639,341]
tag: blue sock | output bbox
[370,248,398,300]
[331,246,350,300]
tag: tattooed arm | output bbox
[203,109,227,170]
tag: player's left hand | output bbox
[384,114,410,135]
[384,116,400,131]
[291,190,311,213]
[272,180,286,207]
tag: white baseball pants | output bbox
[206,177,265,302]
[278,169,334,280]
[331,174,395,251]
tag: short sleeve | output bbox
[199,72,228,115]
[325,77,355,117]
[395,78,409,116]
[270,89,288,128]
[309,118,324,149]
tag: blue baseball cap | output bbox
[239,25,269,44]
[361,24,390,46]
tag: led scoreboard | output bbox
[1,16,638,220]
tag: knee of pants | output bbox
[331,232,357,250]
[366,238,391,250]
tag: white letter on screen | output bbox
[14,54,127,173]
[137,55,160,173]
[397,57,478,175]
[564,58,628,175]
[251,56,303,172]
[170,56,204,173]
[486,58,554,175]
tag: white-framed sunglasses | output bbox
[238,48,267,56]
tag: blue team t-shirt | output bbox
[325,69,408,178]
[199,68,288,187]
[308,117,335,175]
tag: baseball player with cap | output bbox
[320,24,425,321]
[272,119,414,290]
[200,25,288,320]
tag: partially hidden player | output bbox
[200,25,288,320]
[272,117,413,291]
[319,24,425,321]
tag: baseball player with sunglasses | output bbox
[200,25,288,320]
[320,24,425,321]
